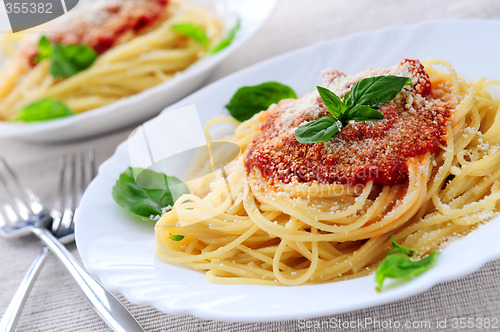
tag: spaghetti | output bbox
[0,0,222,120]
[155,59,500,285]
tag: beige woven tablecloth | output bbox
[1,0,500,331]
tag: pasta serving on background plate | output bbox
[0,0,223,122]
[154,58,500,286]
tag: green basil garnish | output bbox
[13,98,75,122]
[294,116,340,144]
[35,36,97,78]
[34,36,52,64]
[171,23,210,48]
[50,43,98,78]
[209,19,241,55]
[346,104,385,123]
[295,76,411,144]
[171,19,240,55]
[376,235,439,291]
[344,76,412,109]
[386,235,418,257]
[226,82,297,122]
[316,85,345,118]
[169,233,185,241]
[112,167,189,222]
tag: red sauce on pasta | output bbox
[245,59,454,186]
[23,0,169,65]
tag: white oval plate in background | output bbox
[75,20,500,322]
[0,0,276,142]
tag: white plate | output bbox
[75,20,500,322]
[0,0,277,142]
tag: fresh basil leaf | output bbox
[171,23,209,48]
[13,98,75,122]
[112,167,189,222]
[387,235,418,257]
[169,233,185,241]
[32,36,98,77]
[226,82,297,122]
[317,85,345,118]
[344,76,412,109]
[346,104,385,122]
[297,75,409,144]
[294,117,340,144]
[34,36,52,64]
[50,43,98,78]
[209,19,240,55]
[376,251,439,291]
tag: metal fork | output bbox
[0,153,91,331]
[0,154,144,332]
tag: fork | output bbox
[0,154,144,332]
[0,153,90,332]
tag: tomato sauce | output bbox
[245,59,454,186]
[23,0,169,65]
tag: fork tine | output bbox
[53,151,96,236]
[79,153,85,201]
[0,165,20,224]
[0,157,44,215]
[0,157,43,223]
[60,155,76,231]
[83,149,96,196]
[0,203,18,225]
[70,155,77,212]
[74,150,95,223]
[51,156,66,233]
[89,148,96,180]
[0,204,8,227]
[0,168,11,225]
[53,156,66,213]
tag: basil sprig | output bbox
[376,235,439,291]
[295,76,412,144]
[171,19,241,55]
[226,82,297,122]
[35,36,98,78]
[13,98,75,122]
[112,167,189,222]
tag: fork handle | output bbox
[0,247,49,332]
[30,227,145,332]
